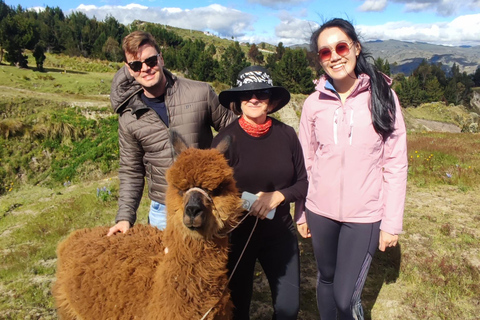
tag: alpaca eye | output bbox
[211,183,227,197]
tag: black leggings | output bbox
[227,217,300,320]
[306,209,380,320]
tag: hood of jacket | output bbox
[314,72,392,97]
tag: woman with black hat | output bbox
[212,66,308,319]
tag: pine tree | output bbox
[274,48,314,94]
[218,42,250,86]
[33,42,46,71]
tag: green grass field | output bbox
[0,57,479,319]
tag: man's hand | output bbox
[107,220,130,236]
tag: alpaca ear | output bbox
[170,130,189,155]
[215,135,231,155]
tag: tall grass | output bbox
[0,96,118,195]
[407,132,480,189]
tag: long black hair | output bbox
[311,18,396,139]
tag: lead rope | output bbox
[183,186,259,320]
[199,206,259,320]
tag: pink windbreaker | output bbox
[295,74,408,235]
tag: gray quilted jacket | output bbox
[110,66,236,225]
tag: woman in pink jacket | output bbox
[296,18,408,320]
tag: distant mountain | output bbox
[364,40,480,76]
[291,40,480,76]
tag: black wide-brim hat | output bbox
[219,65,290,114]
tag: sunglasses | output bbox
[317,41,354,63]
[239,89,272,101]
[127,54,160,72]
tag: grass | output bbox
[404,102,469,125]
[407,132,480,189]
[0,59,479,319]
[0,63,113,97]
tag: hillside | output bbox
[363,40,480,75]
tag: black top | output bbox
[212,118,308,236]
[141,93,169,127]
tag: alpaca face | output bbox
[166,133,242,240]
[182,187,211,229]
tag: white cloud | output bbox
[404,2,431,12]
[247,0,310,8]
[70,3,254,38]
[358,0,388,12]
[356,13,480,46]
[361,0,480,16]
[274,12,319,46]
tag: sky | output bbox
[9,0,480,47]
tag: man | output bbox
[107,31,235,236]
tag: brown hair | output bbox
[122,31,161,60]
[228,97,278,115]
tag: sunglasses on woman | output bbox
[317,41,354,63]
[127,54,160,72]
[239,89,272,101]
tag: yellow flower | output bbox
[417,155,420,158]
[8,188,12,192]
[415,151,418,153]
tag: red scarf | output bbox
[239,116,272,137]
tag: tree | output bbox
[37,6,65,53]
[396,76,423,107]
[63,11,90,56]
[33,42,46,71]
[248,43,264,65]
[412,59,431,88]
[374,57,391,76]
[430,63,447,87]
[473,66,480,87]
[1,7,38,67]
[0,0,13,62]
[218,42,249,86]
[192,51,218,82]
[276,42,285,60]
[102,36,122,62]
[274,48,314,94]
[424,78,443,102]
[265,53,277,73]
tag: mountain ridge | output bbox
[291,39,480,76]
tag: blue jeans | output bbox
[149,201,167,230]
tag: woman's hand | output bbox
[378,230,398,251]
[297,223,311,238]
[249,191,284,219]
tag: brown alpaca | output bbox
[53,132,243,320]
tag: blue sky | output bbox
[10,0,480,47]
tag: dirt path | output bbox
[414,119,462,133]
[0,85,110,108]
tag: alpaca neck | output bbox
[147,223,231,319]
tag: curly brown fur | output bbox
[53,136,243,320]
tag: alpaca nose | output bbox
[184,192,206,229]
[185,203,203,219]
